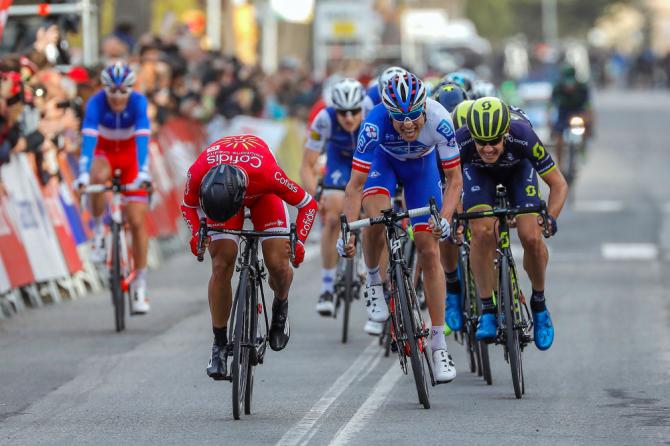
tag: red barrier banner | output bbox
[147,139,180,238]
[41,176,83,274]
[156,117,206,192]
[0,196,34,292]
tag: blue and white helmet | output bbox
[100,62,136,89]
[471,80,497,99]
[381,72,427,119]
[331,78,366,110]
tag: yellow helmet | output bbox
[451,99,474,131]
[466,97,510,141]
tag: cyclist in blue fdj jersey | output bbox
[455,97,568,350]
[300,78,367,315]
[73,62,152,314]
[339,72,463,382]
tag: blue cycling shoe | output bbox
[475,313,497,341]
[533,310,554,351]
[445,292,463,331]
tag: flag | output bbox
[0,0,13,44]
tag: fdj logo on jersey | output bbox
[436,119,455,140]
[364,123,379,140]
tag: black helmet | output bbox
[199,164,246,222]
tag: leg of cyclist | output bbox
[316,190,344,316]
[254,195,295,352]
[207,238,238,379]
[462,165,499,341]
[510,162,554,350]
[88,156,111,263]
[126,199,150,313]
[360,192,392,335]
[441,241,462,333]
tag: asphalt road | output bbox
[1,90,670,446]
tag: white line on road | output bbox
[601,243,659,260]
[573,200,624,213]
[276,340,379,446]
[329,363,403,446]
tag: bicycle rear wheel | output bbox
[110,223,125,332]
[232,269,251,419]
[501,255,523,399]
[395,265,430,409]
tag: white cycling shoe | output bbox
[131,284,150,314]
[432,349,457,383]
[364,284,389,322]
[89,232,107,264]
[364,319,384,336]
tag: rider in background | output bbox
[74,62,152,314]
[550,64,593,166]
[362,66,407,116]
[182,135,318,380]
[300,79,366,317]
[435,82,468,334]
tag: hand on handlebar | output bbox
[337,234,356,258]
[538,213,558,237]
[291,241,305,266]
[191,233,210,258]
[429,216,451,241]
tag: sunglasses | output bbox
[473,135,504,146]
[336,108,362,117]
[105,87,130,97]
[389,108,424,123]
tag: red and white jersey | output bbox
[181,134,318,243]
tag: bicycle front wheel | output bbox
[110,222,125,332]
[501,255,522,399]
[232,268,251,419]
[395,265,430,409]
[245,279,259,415]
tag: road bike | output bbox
[453,185,551,398]
[197,218,297,419]
[341,198,442,409]
[83,171,149,332]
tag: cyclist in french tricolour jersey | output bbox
[300,78,366,316]
[74,62,152,314]
[339,72,463,383]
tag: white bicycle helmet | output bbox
[377,66,407,96]
[471,80,498,99]
[331,78,366,111]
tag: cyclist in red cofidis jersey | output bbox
[181,134,318,380]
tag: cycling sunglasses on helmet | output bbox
[389,107,424,123]
[473,135,504,146]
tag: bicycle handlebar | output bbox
[341,197,440,233]
[196,218,299,264]
[453,201,552,238]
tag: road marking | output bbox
[601,243,658,260]
[573,200,624,213]
[329,363,402,446]
[276,340,379,446]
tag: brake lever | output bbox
[197,218,207,262]
[429,196,441,228]
[539,201,551,239]
[290,223,298,267]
